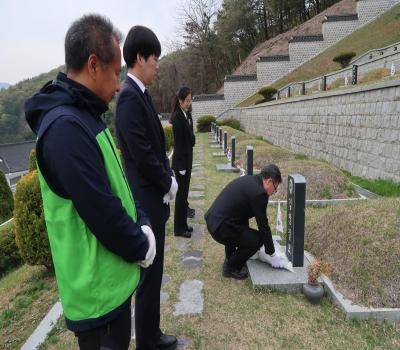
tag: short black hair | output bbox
[261,164,282,183]
[123,25,161,68]
[65,14,123,72]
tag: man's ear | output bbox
[136,53,144,65]
[87,54,99,79]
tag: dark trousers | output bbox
[135,225,165,350]
[211,221,263,270]
[173,168,192,233]
[75,300,131,350]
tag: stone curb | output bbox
[21,301,63,350]
[268,197,366,207]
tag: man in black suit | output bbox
[115,26,177,350]
[205,164,286,280]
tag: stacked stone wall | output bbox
[224,79,259,109]
[357,0,399,26]
[192,99,227,123]
[322,20,360,47]
[257,61,297,87]
[289,41,328,66]
[219,80,400,181]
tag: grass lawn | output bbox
[35,132,400,349]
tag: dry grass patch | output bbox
[236,139,296,169]
[0,266,58,349]
[274,159,355,200]
[218,126,254,144]
[306,197,400,308]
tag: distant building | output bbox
[0,140,36,192]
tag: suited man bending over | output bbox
[115,26,177,350]
[205,164,286,280]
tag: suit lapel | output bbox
[125,77,165,145]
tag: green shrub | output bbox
[14,171,52,269]
[258,86,277,101]
[196,115,216,132]
[333,52,356,68]
[29,149,37,172]
[217,118,241,131]
[0,171,13,223]
[164,125,174,151]
[0,222,22,276]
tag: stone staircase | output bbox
[192,0,400,120]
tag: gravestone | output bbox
[285,174,306,267]
[352,65,358,85]
[216,138,240,172]
[231,136,236,167]
[246,146,253,175]
[223,131,227,151]
[219,129,223,148]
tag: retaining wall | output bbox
[219,80,400,181]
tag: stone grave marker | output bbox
[286,174,306,267]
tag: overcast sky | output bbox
[0,0,185,85]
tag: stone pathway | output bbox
[173,280,204,316]
[173,134,207,324]
[181,250,203,268]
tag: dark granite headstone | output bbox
[322,76,327,91]
[231,136,236,167]
[223,131,227,151]
[352,65,358,85]
[246,145,253,175]
[219,129,223,147]
[285,174,306,267]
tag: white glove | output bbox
[162,193,170,205]
[138,225,156,268]
[168,176,178,201]
[270,252,288,269]
[179,170,186,175]
[162,176,178,204]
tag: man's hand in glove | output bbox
[138,225,156,268]
[270,252,288,269]
[169,176,178,200]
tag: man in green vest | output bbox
[24,14,155,350]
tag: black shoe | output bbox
[174,230,192,238]
[186,225,193,233]
[156,334,178,350]
[187,207,195,218]
[222,261,248,280]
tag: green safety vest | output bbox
[37,127,140,321]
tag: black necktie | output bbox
[144,89,157,115]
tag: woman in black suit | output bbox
[171,87,196,238]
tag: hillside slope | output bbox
[238,3,400,107]
[233,0,356,76]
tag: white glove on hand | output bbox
[138,225,156,268]
[163,193,170,205]
[179,170,186,176]
[168,176,178,201]
[270,252,288,269]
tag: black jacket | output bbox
[171,108,195,171]
[115,77,173,226]
[204,174,275,255]
[24,72,150,331]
